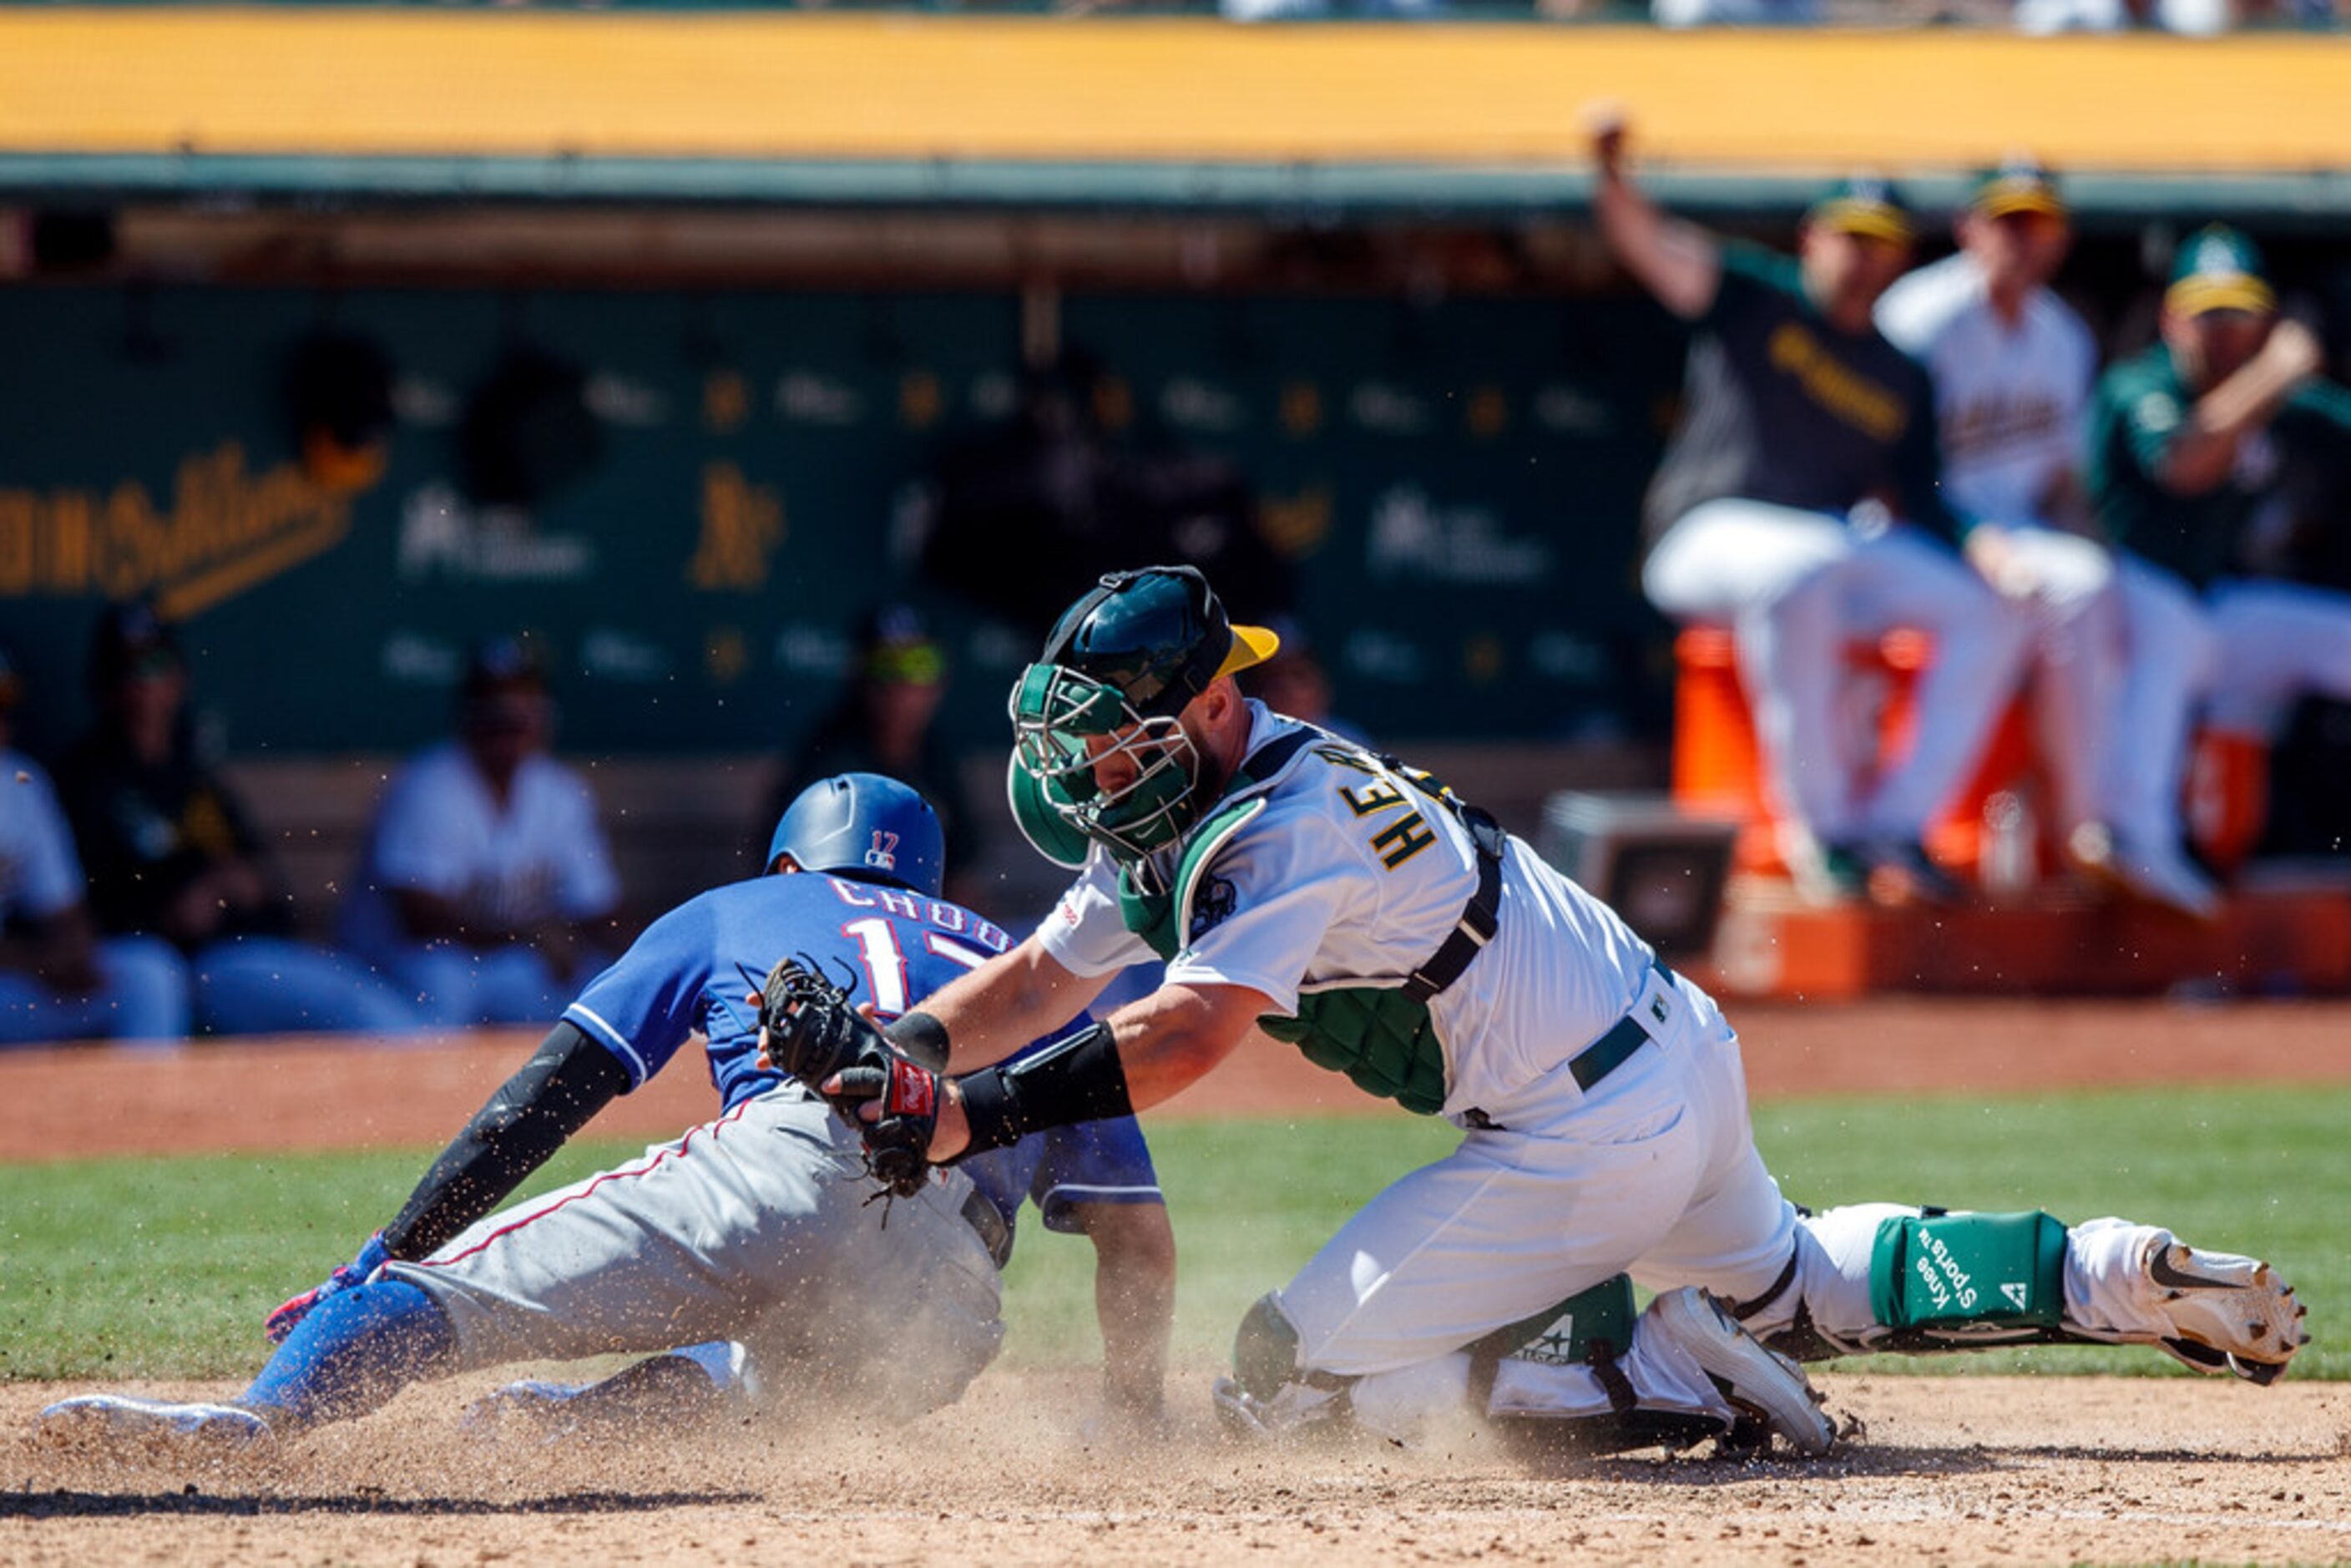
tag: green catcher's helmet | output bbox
[1007,566,1279,877]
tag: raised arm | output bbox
[2160,319,2324,496]
[1588,107,1722,322]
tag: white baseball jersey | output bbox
[1876,252,2097,527]
[341,741,619,955]
[1035,702,1657,1120]
[0,751,86,923]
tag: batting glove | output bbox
[264,1231,392,1344]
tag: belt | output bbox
[1572,962,1678,1092]
[1461,960,1677,1130]
[961,1187,1013,1270]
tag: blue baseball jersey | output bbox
[559,871,1160,1251]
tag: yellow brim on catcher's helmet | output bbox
[1218,622,1282,678]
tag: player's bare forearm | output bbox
[2164,322,2323,494]
[926,935,1109,1073]
[1076,1201,1177,1420]
[926,981,1267,1161]
[1587,108,1720,321]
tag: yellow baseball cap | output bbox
[2166,225,2277,317]
[1807,175,1916,245]
[1972,154,2067,220]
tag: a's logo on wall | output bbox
[687,463,785,591]
[0,443,354,617]
[1258,488,1333,559]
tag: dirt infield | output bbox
[8,1371,2349,1565]
[10,998,2351,1564]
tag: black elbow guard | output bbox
[955,1019,1131,1157]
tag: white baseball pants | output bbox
[1644,498,2030,843]
[388,1085,1005,1413]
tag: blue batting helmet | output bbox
[766,772,945,898]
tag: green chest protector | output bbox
[1115,731,1503,1118]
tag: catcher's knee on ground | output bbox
[1213,1293,1360,1436]
[1742,1205,2070,1360]
[1216,1280,1761,1455]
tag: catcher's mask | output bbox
[1008,566,1277,884]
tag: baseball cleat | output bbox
[2143,1242,2307,1384]
[1211,1377,1273,1439]
[1849,839,1962,909]
[2066,824,2222,924]
[1650,1286,1838,1457]
[36,1393,273,1454]
[1782,834,1868,907]
[462,1341,757,1439]
[1211,1376,1351,1443]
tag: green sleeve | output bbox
[2101,360,2190,482]
[2282,377,2351,438]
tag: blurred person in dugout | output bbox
[919,350,1294,642]
[758,604,980,903]
[0,643,190,1044]
[1593,111,2030,907]
[1873,157,2224,918]
[339,636,620,1028]
[2083,225,2351,902]
[54,601,420,1036]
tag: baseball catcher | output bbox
[811,564,2303,1456]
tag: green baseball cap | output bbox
[2166,224,2276,317]
[1971,154,2066,220]
[1806,175,1916,245]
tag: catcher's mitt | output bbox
[755,954,939,1196]
[756,953,890,1088]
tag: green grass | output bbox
[3,1082,2340,1383]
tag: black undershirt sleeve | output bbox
[381,1021,631,1261]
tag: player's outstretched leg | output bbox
[1215,1284,1835,1459]
[36,1278,457,1456]
[460,1340,759,1440]
[1732,1206,2307,1385]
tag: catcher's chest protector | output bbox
[1118,761,1449,1117]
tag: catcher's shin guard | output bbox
[1213,1293,1352,1439]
